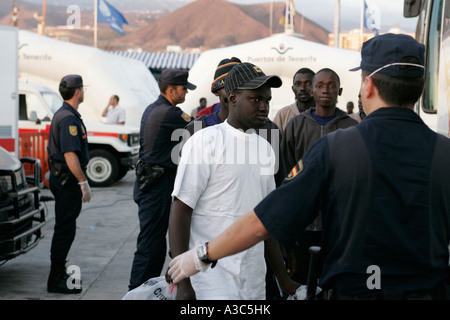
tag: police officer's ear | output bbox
[362,75,376,99]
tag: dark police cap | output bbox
[60,74,83,88]
[159,68,197,90]
[225,62,282,94]
[350,33,425,78]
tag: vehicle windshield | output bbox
[41,91,63,114]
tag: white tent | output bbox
[18,30,160,128]
[180,33,362,120]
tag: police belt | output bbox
[49,159,86,186]
[135,160,165,192]
[323,283,450,300]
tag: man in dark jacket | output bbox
[169,33,450,301]
[282,68,358,172]
[280,68,358,286]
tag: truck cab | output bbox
[0,146,46,262]
[18,82,140,187]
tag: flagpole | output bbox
[285,0,294,35]
[300,0,304,35]
[333,0,340,48]
[270,1,273,35]
[360,0,364,49]
[94,0,98,48]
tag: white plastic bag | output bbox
[287,285,322,300]
[122,276,177,300]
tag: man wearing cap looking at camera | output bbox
[168,33,450,300]
[167,62,299,299]
[128,68,196,291]
[47,74,91,294]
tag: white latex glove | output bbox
[168,246,210,284]
[79,180,91,203]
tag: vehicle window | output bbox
[41,91,63,114]
[26,93,50,120]
[19,94,28,120]
[422,0,443,113]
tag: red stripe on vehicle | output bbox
[0,138,15,152]
[87,132,119,138]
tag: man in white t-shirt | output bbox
[102,95,126,125]
[168,62,299,300]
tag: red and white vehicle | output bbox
[18,81,139,187]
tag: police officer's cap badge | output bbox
[69,126,78,136]
[286,160,303,181]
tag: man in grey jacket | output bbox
[273,68,315,133]
[280,68,358,287]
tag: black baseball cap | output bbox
[225,62,282,94]
[159,68,197,90]
[60,74,83,88]
[349,33,425,78]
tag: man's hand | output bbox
[79,180,91,203]
[168,245,210,284]
[285,251,296,277]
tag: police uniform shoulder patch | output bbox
[285,160,303,180]
[181,112,191,122]
[69,125,78,136]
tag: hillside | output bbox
[112,0,329,51]
[0,0,330,51]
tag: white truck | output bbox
[0,25,46,262]
[18,81,140,187]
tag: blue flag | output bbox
[364,0,380,34]
[97,0,128,35]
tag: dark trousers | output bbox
[49,172,82,267]
[128,172,174,291]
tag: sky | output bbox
[17,0,418,33]
[229,0,418,32]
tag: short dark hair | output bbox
[363,57,425,107]
[114,95,120,103]
[293,68,315,82]
[313,68,340,87]
[158,80,171,94]
[59,86,78,101]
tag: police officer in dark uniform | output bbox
[47,74,91,294]
[168,34,450,300]
[128,68,196,291]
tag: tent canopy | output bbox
[109,51,201,72]
[179,33,362,120]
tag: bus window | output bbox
[422,0,443,113]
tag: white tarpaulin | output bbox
[18,30,160,128]
[179,33,362,120]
